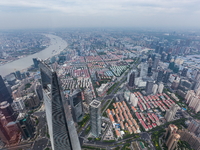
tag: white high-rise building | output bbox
[165,110,173,122]
[185,90,200,113]
[165,104,179,122]
[11,97,25,111]
[152,84,158,95]
[130,93,138,107]
[185,90,196,103]
[140,62,148,78]
[188,96,198,108]
[158,82,164,94]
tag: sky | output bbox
[0,0,200,29]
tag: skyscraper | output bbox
[163,71,171,83]
[69,89,84,123]
[39,59,81,150]
[128,72,135,87]
[147,58,153,76]
[0,101,16,123]
[153,56,160,69]
[16,113,34,140]
[32,58,39,68]
[89,100,101,137]
[155,45,160,53]
[15,71,22,80]
[140,62,148,78]
[156,70,164,83]
[0,75,13,104]
[145,81,154,95]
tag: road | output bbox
[83,136,139,149]
[1,142,33,150]
[32,138,49,150]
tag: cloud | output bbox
[0,0,199,15]
[0,0,199,29]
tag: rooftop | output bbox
[17,113,26,120]
[90,100,101,108]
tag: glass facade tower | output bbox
[38,59,81,150]
[89,100,101,137]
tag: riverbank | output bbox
[0,34,68,77]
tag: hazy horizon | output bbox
[0,0,200,30]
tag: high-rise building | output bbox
[196,87,200,96]
[145,81,154,95]
[165,104,179,122]
[0,101,16,123]
[185,90,195,103]
[178,129,200,149]
[140,62,148,78]
[155,45,160,53]
[0,75,13,104]
[164,124,178,141]
[35,83,43,101]
[11,97,25,112]
[194,81,200,92]
[179,79,193,91]
[147,58,153,77]
[166,53,172,62]
[157,70,164,83]
[159,47,164,55]
[69,89,84,123]
[168,60,175,70]
[166,133,180,150]
[15,71,22,80]
[130,93,138,107]
[16,113,34,140]
[185,90,200,113]
[0,120,10,144]
[128,72,135,87]
[163,71,171,83]
[188,120,200,134]
[153,56,160,69]
[89,100,101,137]
[152,84,158,95]
[171,80,179,90]
[21,72,26,79]
[161,52,166,62]
[32,58,39,68]
[39,59,81,150]
[158,82,164,94]
[181,67,188,77]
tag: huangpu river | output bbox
[0,34,68,77]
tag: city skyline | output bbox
[1,27,200,149]
[0,0,200,29]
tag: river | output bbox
[0,34,68,77]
